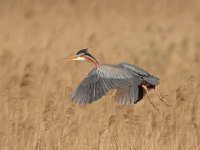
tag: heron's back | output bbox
[117,62,160,86]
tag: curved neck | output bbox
[85,56,100,68]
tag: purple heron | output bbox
[66,48,170,111]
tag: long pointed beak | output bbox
[64,55,86,62]
[64,55,79,61]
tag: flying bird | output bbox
[66,48,170,111]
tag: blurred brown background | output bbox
[0,0,200,149]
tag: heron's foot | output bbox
[159,95,171,107]
[154,89,171,107]
[152,104,161,113]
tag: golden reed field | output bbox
[0,0,200,149]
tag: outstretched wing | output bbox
[114,86,144,104]
[71,65,142,104]
[118,62,160,85]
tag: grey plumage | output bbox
[71,62,160,105]
[114,86,144,104]
[71,64,143,104]
[117,62,160,86]
[68,49,167,110]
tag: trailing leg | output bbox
[154,88,171,107]
[142,85,160,113]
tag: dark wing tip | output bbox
[134,85,144,104]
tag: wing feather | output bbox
[71,65,142,104]
[114,85,144,104]
[118,62,159,85]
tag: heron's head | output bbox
[66,48,99,67]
